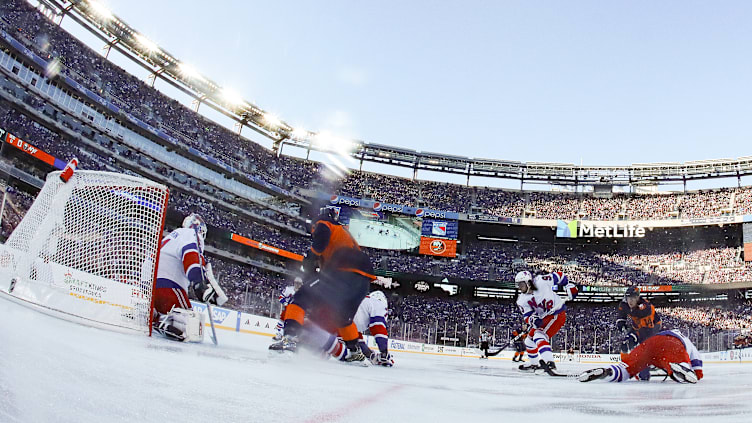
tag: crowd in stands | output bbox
[2,0,752,357]
[369,241,752,286]
[1,0,321,193]
[2,1,752,225]
[0,102,311,251]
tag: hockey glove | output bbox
[372,352,394,367]
[616,319,627,332]
[565,283,579,300]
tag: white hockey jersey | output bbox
[156,228,205,292]
[353,295,388,336]
[516,272,569,325]
[278,285,296,306]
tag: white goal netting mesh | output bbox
[0,171,168,333]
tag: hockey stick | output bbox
[194,230,218,346]
[486,333,524,357]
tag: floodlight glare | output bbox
[133,33,158,52]
[87,1,113,21]
[314,131,354,154]
[177,63,203,81]
[263,113,281,128]
[291,127,309,139]
[220,88,244,106]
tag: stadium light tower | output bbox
[263,113,282,128]
[220,88,244,106]
[133,34,158,53]
[86,1,113,21]
[177,63,203,81]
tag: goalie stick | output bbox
[194,230,218,346]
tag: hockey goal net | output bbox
[0,170,168,334]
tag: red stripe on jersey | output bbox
[369,325,388,337]
[182,251,202,274]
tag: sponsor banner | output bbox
[230,233,303,261]
[421,219,458,239]
[329,195,459,220]
[0,250,146,332]
[237,313,278,335]
[191,303,237,329]
[681,215,739,225]
[637,285,673,293]
[3,131,66,169]
[557,220,645,239]
[419,237,457,257]
[466,214,522,224]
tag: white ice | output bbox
[1,298,751,423]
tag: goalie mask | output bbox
[515,271,534,294]
[183,213,207,241]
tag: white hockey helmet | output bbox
[515,270,534,293]
[368,290,388,307]
[183,213,207,241]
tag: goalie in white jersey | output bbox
[152,213,227,342]
[515,270,578,376]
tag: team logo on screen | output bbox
[429,240,446,254]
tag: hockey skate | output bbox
[342,347,368,366]
[268,335,298,353]
[668,362,698,384]
[518,362,539,372]
[536,360,565,377]
[579,367,612,382]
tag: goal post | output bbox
[0,170,169,334]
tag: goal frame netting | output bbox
[0,170,169,335]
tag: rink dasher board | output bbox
[0,244,149,334]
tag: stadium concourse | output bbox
[2,298,752,423]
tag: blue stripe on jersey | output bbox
[691,359,703,368]
[181,242,199,258]
[186,265,203,284]
[369,316,387,326]
[155,278,183,290]
[522,310,534,318]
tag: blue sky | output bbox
[64,1,752,189]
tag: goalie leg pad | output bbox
[155,308,205,343]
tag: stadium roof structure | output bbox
[51,0,752,187]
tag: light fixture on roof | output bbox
[177,63,203,81]
[219,87,244,106]
[263,113,281,128]
[87,1,113,21]
[291,127,308,140]
[133,33,158,53]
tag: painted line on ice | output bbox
[302,384,405,423]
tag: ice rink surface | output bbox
[2,298,751,423]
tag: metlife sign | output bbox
[556,220,646,238]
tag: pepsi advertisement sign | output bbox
[325,194,459,219]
